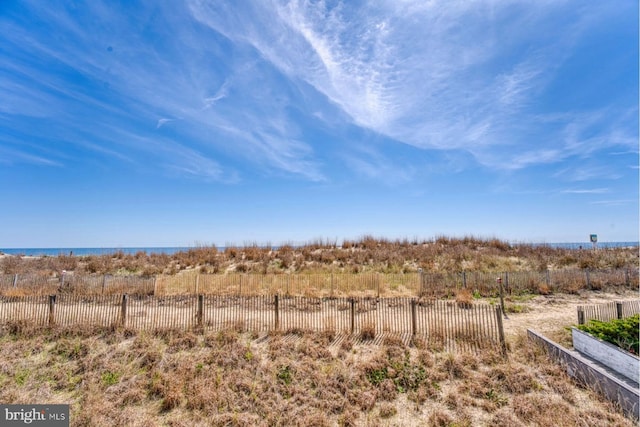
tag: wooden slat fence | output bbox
[577,300,640,325]
[54,294,122,328]
[2,268,636,297]
[155,272,420,297]
[0,295,50,326]
[0,274,155,296]
[126,295,199,330]
[0,294,506,354]
[414,299,505,353]
[63,275,155,295]
[202,295,274,332]
[0,274,59,295]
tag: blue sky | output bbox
[1,0,638,248]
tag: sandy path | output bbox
[500,289,638,345]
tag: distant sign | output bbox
[590,234,598,243]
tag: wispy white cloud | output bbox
[553,164,623,183]
[0,146,63,167]
[1,0,636,187]
[1,1,326,182]
[188,0,637,173]
[590,199,637,206]
[162,147,231,182]
[561,188,609,194]
[156,118,176,129]
[341,146,414,184]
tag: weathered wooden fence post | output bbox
[13,274,18,288]
[411,299,417,340]
[102,274,107,294]
[504,272,509,294]
[195,274,200,294]
[616,302,623,320]
[462,271,467,288]
[350,298,355,334]
[153,276,158,295]
[120,294,128,327]
[577,306,585,325]
[197,294,204,329]
[48,295,56,326]
[497,276,507,319]
[495,306,507,357]
[274,294,279,331]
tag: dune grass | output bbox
[2,236,637,277]
[0,326,634,426]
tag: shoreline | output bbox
[2,241,639,257]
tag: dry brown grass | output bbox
[0,324,635,426]
[2,237,637,278]
[455,288,474,308]
[537,283,552,295]
[3,237,637,298]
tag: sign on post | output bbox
[590,234,598,250]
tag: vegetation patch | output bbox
[577,314,639,355]
[0,327,635,426]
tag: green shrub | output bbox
[577,314,639,354]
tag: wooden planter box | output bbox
[572,327,639,383]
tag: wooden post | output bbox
[195,274,200,294]
[495,306,507,357]
[462,271,467,288]
[153,276,158,295]
[577,307,585,325]
[120,294,128,327]
[197,294,204,329]
[497,277,507,319]
[48,295,56,326]
[411,299,417,339]
[102,275,107,294]
[504,272,509,294]
[274,294,279,330]
[350,298,355,334]
[13,274,18,288]
[616,302,623,320]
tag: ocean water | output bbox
[1,242,638,257]
[534,242,639,250]
[0,247,195,257]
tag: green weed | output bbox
[101,371,120,386]
[577,314,639,354]
[276,365,293,385]
[14,369,29,386]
